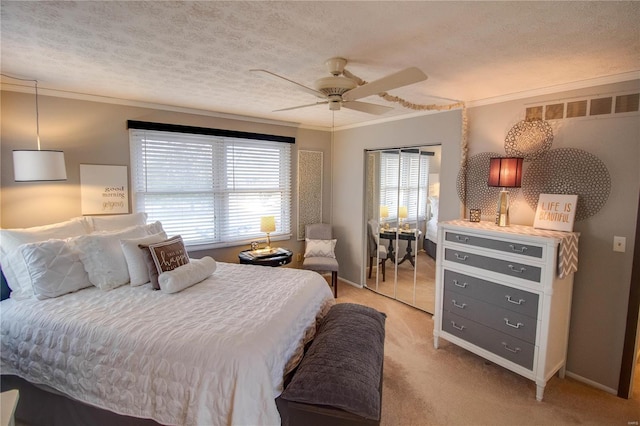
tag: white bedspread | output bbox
[426,217,438,243]
[1,262,334,425]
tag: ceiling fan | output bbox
[251,57,428,115]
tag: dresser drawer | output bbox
[443,287,537,343]
[445,248,542,282]
[444,270,539,318]
[445,231,543,259]
[442,310,535,370]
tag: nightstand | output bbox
[238,247,293,267]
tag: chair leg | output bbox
[381,259,386,282]
[332,271,338,298]
[368,256,373,278]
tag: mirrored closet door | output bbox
[364,146,440,314]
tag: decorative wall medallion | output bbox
[522,148,610,221]
[504,120,554,161]
[457,152,511,213]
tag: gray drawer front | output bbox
[444,270,539,318]
[443,288,537,343]
[445,249,542,282]
[442,310,535,370]
[445,231,543,259]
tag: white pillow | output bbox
[87,212,148,232]
[304,239,337,258]
[0,217,91,300]
[73,222,164,290]
[120,231,168,286]
[158,257,217,294]
[20,238,92,300]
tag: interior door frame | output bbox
[618,191,640,398]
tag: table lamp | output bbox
[260,216,276,250]
[488,157,523,227]
[398,206,408,228]
[380,205,389,229]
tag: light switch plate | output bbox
[613,236,626,252]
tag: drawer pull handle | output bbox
[453,280,468,288]
[455,235,470,243]
[502,342,521,354]
[508,264,526,273]
[451,322,465,331]
[505,295,525,305]
[451,300,467,309]
[454,253,469,261]
[504,318,524,329]
[509,244,528,253]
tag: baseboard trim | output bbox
[338,277,362,289]
[565,371,617,395]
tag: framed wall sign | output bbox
[533,193,578,231]
[80,164,129,215]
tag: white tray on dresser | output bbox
[433,220,579,401]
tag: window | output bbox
[379,150,430,223]
[129,125,292,249]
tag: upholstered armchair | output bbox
[302,223,338,298]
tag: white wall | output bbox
[465,80,639,392]
[331,110,462,284]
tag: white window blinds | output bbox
[129,128,291,248]
[379,150,430,222]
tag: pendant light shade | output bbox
[13,150,67,182]
[7,76,68,182]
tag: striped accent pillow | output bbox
[304,239,337,258]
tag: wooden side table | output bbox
[238,247,293,267]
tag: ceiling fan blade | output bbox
[250,69,326,99]
[273,101,329,112]
[342,67,427,101]
[342,101,393,115]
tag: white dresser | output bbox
[433,220,579,401]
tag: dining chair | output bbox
[368,220,387,281]
[302,223,338,298]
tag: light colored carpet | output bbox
[335,280,640,426]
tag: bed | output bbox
[0,216,334,426]
[424,195,439,259]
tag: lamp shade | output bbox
[13,150,67,182]
[260,216,276,233]
[398,206,408,219]
[488,157,523,188]
[379,205,389,218]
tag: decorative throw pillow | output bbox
[158,256,216,294]
[0,217,91,300]
[20,238,92,299]
[304,239,337,258]
[87,212,148,232]
[120,231,168,286]
[73,222,164,290]
[139,236,189,290]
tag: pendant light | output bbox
[11,78,67,182]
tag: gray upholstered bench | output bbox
[277,303,386,426]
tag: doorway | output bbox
[364,145,441,314]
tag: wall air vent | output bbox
[567,100,588,118]
[526,91,639,121]
[615,93,639,113]
[590,97,612,116]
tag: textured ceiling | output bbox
[1,1,639,129]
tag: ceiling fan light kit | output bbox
[251,57,427,115]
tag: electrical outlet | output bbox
[613,236,626,253]
[296,253,302,262]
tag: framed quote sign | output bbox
[533,193,578,231]
[80,164,129,215]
